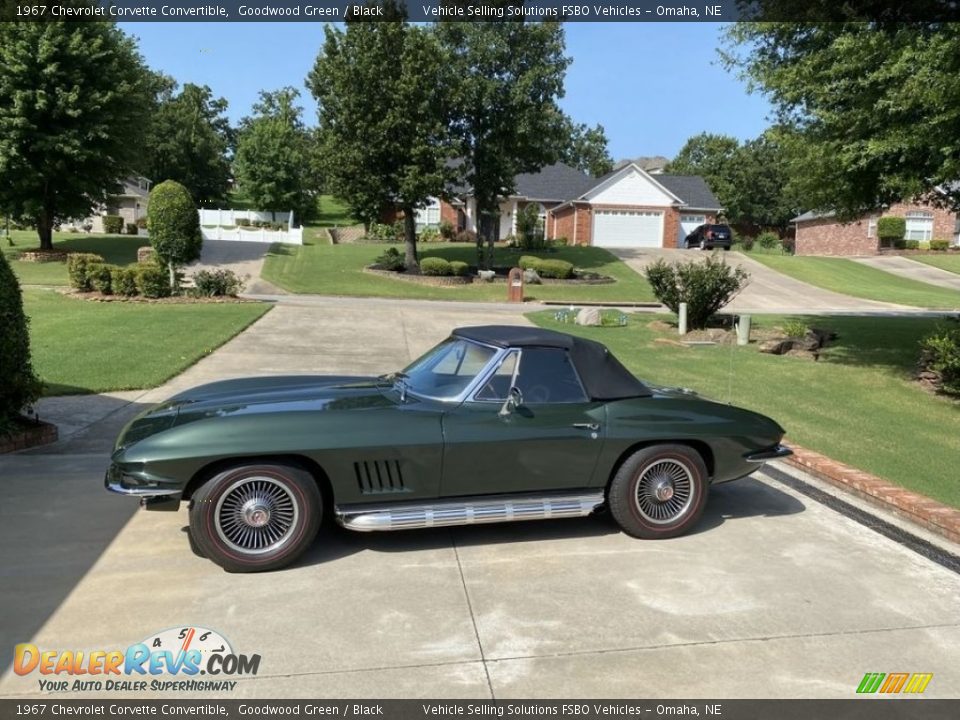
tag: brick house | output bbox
[792,195,960,256]
[384,162,722,248]
[63,176,151,233]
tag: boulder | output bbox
[477,269,496,282]
[523,268,542,284]
[575,307,602,326]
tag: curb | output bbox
[784,444,960,545]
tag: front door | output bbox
[440,347,606,497]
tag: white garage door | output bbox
[593,209,663,248]
[679,214,706,246]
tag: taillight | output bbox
[706,230,714,239]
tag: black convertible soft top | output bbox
[453,325,652,401]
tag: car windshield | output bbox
[398,338,496,399]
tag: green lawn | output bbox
[262,241,655,303]
[748,254,960,309]
[3,231,148,286]
[24,290,270,395]
[313,195,357,227]
[910,253,960,275]
[529,312,960,508]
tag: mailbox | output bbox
[507,267,524,303]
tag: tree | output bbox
[562,122,614,177]
[665,133,740,214]
[726,130,800,234]
[147,181,203,290]
[141,81,233,204]
[309,1,455,269]
[437,20,571,267]
[0,251,42,424]
[234,88,319,224]
[0,21,151,250]
[723,22,960,218]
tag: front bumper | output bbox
[744,444,793,463]
[104,464,183,510]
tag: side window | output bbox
[514,348,587,403]
[475,352,518,401]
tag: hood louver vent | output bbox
[354,460,407,494]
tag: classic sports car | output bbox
[106,325,791,572]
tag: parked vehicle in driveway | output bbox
[684,223,733,250]
[106,326,791,572]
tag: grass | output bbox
[910,253,960,275]
[313,195,357,227]
[746,254,960,309]
[528,311,960,508]
[261,241,655,303]
[3,231,148,286]
[23,289,270,395]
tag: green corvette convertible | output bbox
[106,325,791,572]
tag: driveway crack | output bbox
[451,529,495,700]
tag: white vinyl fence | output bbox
[199,208,294,226]
[198,208,303,245]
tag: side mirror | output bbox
[498,387,523,418]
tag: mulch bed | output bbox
[15,250,70,263]
[365,265,615,286]
[59,289,260,304]
[0,416,58,454]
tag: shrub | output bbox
[102,215,123,234]
[420,257,452,276]
[931,239,950,251]
[125,223,138,236]
[551,236,569,246]
[147,180,202,290]
[905,239,920,250]
[419,227,442,243]
[782,319,809,338]
[67,253,106,291]
[518,255,541,270]
[738,236,755,252]
[756,231,780,250]
[644,254,750,329]
[374,247,405,271]
[87,263,114,294]
[135,265,172,298]
[455,229,477,244]
[781,237,796,255]
[439,220,456,240]
[449,260,469,277]
[111,266,139,297]
[367,223,400,243]
[535,259,574,279]
[920,325,960,396]
[0,252,42,424]
[516,204,545,250]
[877,216,906,246]
[193,269,244,297]
[893,239,907,250]
[136,216,148,229]
[236,218,251,227]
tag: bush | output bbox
[367,223,401,243]
[781,237,796,255]
[551,236,569,246]
[455,229,477,244]
[136,216,148,229]
[193,269,244,297]
[893,239,907,250]
[516,204,546,250]
[102,215,123,234]
[236,218,251,227]
[374,247,405,271]
[877,216,906,246]
[644,254,750,329]
[125,223,139,235]
[439,220,455,240]
[738,236,755,252]
[931,239,950,251]
[420,257,452,276]
[147,180,202,288]
[518,255,541,270]
[449,261,469,277]
[67,253,106,291]
[111,266,139,297]
[419,226,442,243]
[87,263,113,294]
[756,231,780,250]
[920,325,960,396]
[905,240,920,250]
[535,259,574,279]
[782,319,809,338]
[0,252,42,423]
[135,265,172,298]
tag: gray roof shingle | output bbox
[513,163,596,201]
[653,175,722,210]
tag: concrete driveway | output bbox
[187,239,284,295]
[853,255,960,292]
[2,297,959,699]
[612,248,915,314]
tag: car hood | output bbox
[116,375,391,449]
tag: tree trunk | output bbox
[37,209,54,251]
[168,262,177,293]
[402,206,419,271]
[476,202,500,270]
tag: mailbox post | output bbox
[507,267,524,302]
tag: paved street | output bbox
[2,298,959,699]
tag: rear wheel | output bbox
[608,445,708,539]
[189,463,321,573]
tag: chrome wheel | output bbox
[633,459,695,525]
[214,476,299,555]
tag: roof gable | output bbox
[580,164,681,206]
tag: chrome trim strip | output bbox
[744,444,793,463]
[105,479,181,498]
[335,491,605,532]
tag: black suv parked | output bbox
[684,224,732,250]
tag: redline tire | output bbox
[189,463,321,573]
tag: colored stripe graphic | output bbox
[857,673,885,694]
[903,673,933,694]
[880,673,909,693]
[856,672,933,694]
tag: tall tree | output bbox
[665,132,741,214]
[141,82,233,204]
[0,21,151,250]
[436,20,571,267]
[234,88,318,224]
[562,122,614,177]
[727,130,800,233]
[309,2,454,269]
[723,23,960,217]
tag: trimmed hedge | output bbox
[135,265,172,298]
[102,215,123,234]
[518,255,540,270]
[931,239,950,251]
[449,261,469,277]
[87,263,114,295]
[420,257,452,276]
[126,223,138,235]
[535,259,574,279]
[920,325,960,396]
[878,216,906,244]
[111,267,139,296]
[905,240,920,250]
[193,269,244,297]
[67,253,106,291]
[0,252,42,423]
[147,180,202,280]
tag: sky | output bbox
[123,21,773,161]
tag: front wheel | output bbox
[189,462,322,572]
[699,239,707,251]
[608,445,708,539]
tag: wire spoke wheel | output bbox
[214,476,299,555]
[633,459,695,525]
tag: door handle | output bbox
[572,423,600,431]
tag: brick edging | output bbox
[0,419,58,454]
[784,444,960,545]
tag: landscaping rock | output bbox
[575,307,602,326]
[523,268,542,285]
[785,348,819,361]
[647,320,674,333]
[477,270,496,282]
[137,246,156,264]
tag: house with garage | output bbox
[62,176,152,233]
[401,162,723,249]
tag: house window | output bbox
[415,198,441,228]
[867,215,878,238]
[905,211,934,241]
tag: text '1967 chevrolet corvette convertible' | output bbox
[106,325,791,572]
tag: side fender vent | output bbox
[354,460,407,494]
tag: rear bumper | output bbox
[744,444,793,463]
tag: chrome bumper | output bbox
[744,444,793,463]
[105,468,182,510]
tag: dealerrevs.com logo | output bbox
[14,626,260,693]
